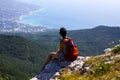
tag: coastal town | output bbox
[0,0,47,33]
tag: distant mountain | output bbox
[10,25,120,56]
[0,0,47,33]
[68,25,120,55]
[0,35,48,80]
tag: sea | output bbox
[20,8,81,30]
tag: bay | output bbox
[20,9,80,30]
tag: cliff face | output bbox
[30,45,120,80]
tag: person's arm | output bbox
[56,40,65,54]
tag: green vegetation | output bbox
[0,35,49,80]
[93,62,111,76]
[111,45,120,54]
[59,45,120,80]
[69,26,120,56]
[6,26,120,56]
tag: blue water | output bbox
[21,9,81,30]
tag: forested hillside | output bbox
[69,26,120,55]
[0,35,48,80]
[9,26,120,56]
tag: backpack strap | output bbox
[61,38,69,59]
[62,37,73,59]
[63,37,72,43]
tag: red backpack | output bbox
[63,37,79,61]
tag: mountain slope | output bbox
[0,35,48,80]
[14,26,120,56]
[68,26,120,55]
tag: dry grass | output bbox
[58,53,120,80]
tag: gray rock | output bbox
[30,56,90,80]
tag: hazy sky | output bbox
[18,0,120,29]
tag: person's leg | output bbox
[42,52,58,68]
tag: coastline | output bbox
[19,8,43,25]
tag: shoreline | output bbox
[18,8,43,25]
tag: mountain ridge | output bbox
[68,26,120,55]
[2,25,120,56]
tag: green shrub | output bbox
[111,45,120,54]
[94,62,111,76]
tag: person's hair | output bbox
[59,27,67,38]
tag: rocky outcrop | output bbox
[30,53,120,80]
[30,56,90,80]
[30,45,120,80]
